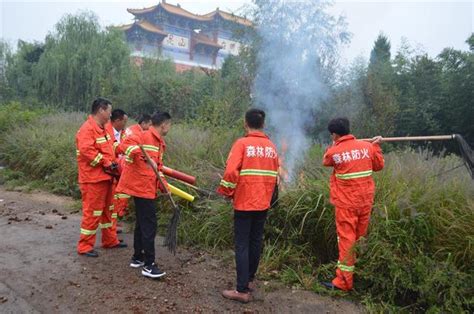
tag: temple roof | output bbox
[118,20,168,36]
[127,1,252,26]
[202,9,253,27]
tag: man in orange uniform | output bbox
[76,97,127,257]
[115,112,171,279]
[113,114,153,221]
[218,109,279,303]
[322,117,384,291]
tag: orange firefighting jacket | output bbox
[217,131,279,211]
[105,122,126,156]
[125,124,143,137]
[115,127,167,199]
[76,116,115,184]
[323,134,384,208]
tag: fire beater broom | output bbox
[139,145,180,254]
[360,134,474,179]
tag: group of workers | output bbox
[75,97,384,303]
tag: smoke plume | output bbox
[252,0,350,179]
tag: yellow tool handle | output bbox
[168,183,195,202]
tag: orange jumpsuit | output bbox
[217,131,279,210]
[76,116,120,253]
[323,134,384,291]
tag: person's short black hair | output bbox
[111,109,127,122]
[91,97,112,114]
[245,108,265,129]
[138,114,152,125]
[328,117,350,136]
[151,112,171,126]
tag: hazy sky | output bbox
[1,0,472,63]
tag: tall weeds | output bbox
[0,107,472,311]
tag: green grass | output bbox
[0,107,472,312]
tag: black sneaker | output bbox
[130,257,145,268]
[142,263,166,279]
[80,250,99,257]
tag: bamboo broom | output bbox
[139,145,180,255]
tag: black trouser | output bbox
[234,210,268,293]
[133,197,157,266]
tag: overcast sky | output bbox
[1,0,472,63]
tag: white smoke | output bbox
[252,0,350,179]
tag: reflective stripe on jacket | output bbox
[76,116,115,184]
[115,127,167,199]
[217,131,279,211]
[322,134,384,207]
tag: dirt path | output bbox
[0,186,361,313]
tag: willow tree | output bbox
[33,11,130,110]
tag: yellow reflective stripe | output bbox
[125,145,139,157]
[105,134,111,141]
[92,210,102,217]
[96,136,107,144]
[114,193,131,199]
[337,261,355,272]
[109,204,115,211]
[113,142,119,151]
[142,144,159,152]
[125,157,134,163]
[90,153,103,167]
[220,179,237,189]
[76,149,80,156]
[240,169,278,177]
[80,228,97,235]
[111,213,118,219]
[99,222,113,229]
[335,170,373,180]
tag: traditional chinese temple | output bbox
[119,1,251,71]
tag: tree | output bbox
[32,11,131,110]
[5,40,44,100]
[359,34,399,137]
[0,40,13,102]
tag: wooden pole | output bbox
[360,135,456,142]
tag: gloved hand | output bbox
[103,162,120,178]
[157,175,169,194]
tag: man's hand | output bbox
[369,136,383,144]
[103,161,120,178]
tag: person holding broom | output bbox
[322,117,384,291]
[115,111,171,279]
[217,108,279,303]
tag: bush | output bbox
[0,111,83,197]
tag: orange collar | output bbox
[246,131,268,139]
[88,115,105,131]
[150,126,165,146]
[335,134,356,144]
